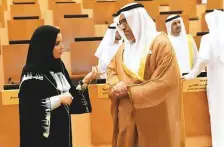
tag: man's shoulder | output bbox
[150,32,174,56]
[151,32,173,58]
[153,32,171,46]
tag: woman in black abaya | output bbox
[19,25,97,147]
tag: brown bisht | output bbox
[107,33,181,147]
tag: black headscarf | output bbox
[21,25,62,78]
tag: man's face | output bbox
[115,31,121,41]
[171,19,181,36]
[118,14,135,42]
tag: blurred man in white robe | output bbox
[95,23,123,79]
[184,10,224,147]
[166,15,198,75]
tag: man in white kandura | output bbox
[95,23,122,79]
[166,15,198,75]
[184,10,224,147]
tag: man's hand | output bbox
[181,75,186,81]
[111,81,128,99]
[83,66,99,84]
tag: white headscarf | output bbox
[165,15,186,36]
[205,9,224,63]
[95,23,123,73]
[165,15,190,73]
[114,3,159,74]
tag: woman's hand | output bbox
[59,92,73,105]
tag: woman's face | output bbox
[53,33,64,59]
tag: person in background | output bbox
[95,23,123,79]
[184,10,224,147]
[166,15,198,75]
